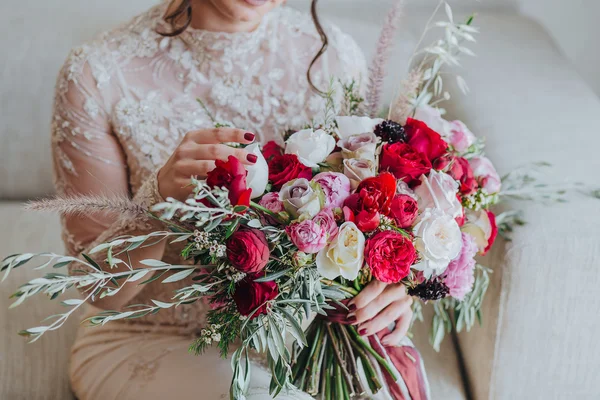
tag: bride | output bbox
[54,0,415,398]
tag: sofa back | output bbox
[0,0,516,200]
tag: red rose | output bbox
[448,157,478,195]
[388,195,418,229]
[380,143,432,185]
[262,141,284,161]
[483,210,498,255]
[233,277,279,318]
[206,156,252,208]
[365,231,417,283]
[268,154,312,190]
[405,118,448,162]
[343,173,396,232]
[226,228,270,273]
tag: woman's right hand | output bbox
[158,128,258,201]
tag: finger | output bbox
[348,280,387,310]
[186,144,255,165]
[380,311,413,346]
[357,296,412,336]
[175,160,217,179]
[348,283,406,325]
[186,128,255,145]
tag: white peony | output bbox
[414,170,463,219]
[245,143,269,199]
[285,128,336,168]
[316,222,365,280]
[413,208,463,277]
[461,209,493,253]
[335,116,384,140]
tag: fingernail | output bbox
[347,315,356,323]
[348,304,357,312]
[359,328,368,336]
[247,154,257,164]
[244,132,255,142]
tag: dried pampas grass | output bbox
[25,195,148,219]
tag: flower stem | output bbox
[336,324,367,395]
[320,279,359,296]
[347,326,398,381]
[325,323,355,396]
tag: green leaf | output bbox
[81,254,102,271]
[139,259,170,268]
[162,269,195,284]
[254,268,291,282]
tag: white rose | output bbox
[413,208,462,277]
[343,158,377,190]
[461,209,493,253]
[396,180,417,200]
[414,170,462,219]
[338,132,380,161]
[316,222,365,280]
[335,116,384,140]
[245,143,269,199]
[285,128,336,168]
[279,179,323,219]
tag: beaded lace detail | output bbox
[52,2,366,329]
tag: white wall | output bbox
[520,0,600,96]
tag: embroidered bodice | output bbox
[52,2,366,333]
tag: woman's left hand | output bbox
[347,280,413,346]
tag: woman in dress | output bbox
[54,0,415,398]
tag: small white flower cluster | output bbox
[209,242,227,258]
[193,230,210,248]
[199,324,222,345]
[463,189,498,211]
[193,230,226,258]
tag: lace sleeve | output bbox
[52,52,164,270]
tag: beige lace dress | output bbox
[52,2,366,399]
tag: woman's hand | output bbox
[348,280,413,346]
[158,128,258,201]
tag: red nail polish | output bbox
[244,132,255,142]
[347,315,357,323]
[359,329,368,336]
[247,154,258,164]
[349,304,357,312]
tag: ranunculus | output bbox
[343,158,377,190]
[312,209,339,241]
[338,132,380,161]
[279,179,323,219]
[226,228,270,273]
[448,157,478,195]
[365,231,417,283]
[447,120,476,153]
[262,140,284,161]
[335,116,384,140]
[461,209,498,255]
[388,194,419,228]
[344,173,396,232]
[206,155,252,207]
[470,156,501,194]
[285,128,336,167]
[443,233,478,300]
[312,172,351,210]
[286,219,328,254]
[405,118,448,162]
[245,143,269,199]
[380,143,432,185]
[414,170,463,219]
[413,208,462,277]
[268,154,312,190]
[233,277,279,318]
[316,222,365,280]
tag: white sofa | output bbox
[1,1,599,399]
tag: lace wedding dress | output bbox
[52,2,365,399]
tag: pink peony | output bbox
[286,219,328,254]
[443,233,478,300]
[312,209,339,241]
[470,156,501,194]
[448,120,476,153]
[312,172,351,210]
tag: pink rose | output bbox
[312,172,351,210]
[286,219,328,254]
[443,233,478,300]
[388,194,418,229]
[448,120,476,153]
[258,192,284,213]
[470,156,501,194]
[312,209,339,241]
